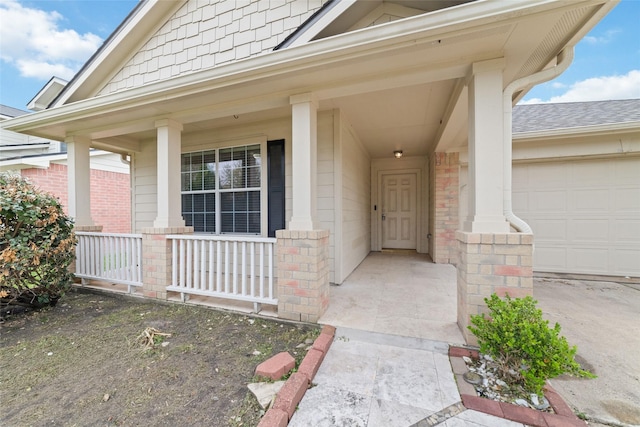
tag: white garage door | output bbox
[513,157,640,277]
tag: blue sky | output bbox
[0,0,639,110]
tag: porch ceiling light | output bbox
[394,150,403,159]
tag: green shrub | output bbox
[0,173,77,309]
[468,293,594,395]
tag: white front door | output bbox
[382,173,417,249]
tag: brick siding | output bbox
[431,152,459,264]
[456,231,534,344]
[21,163,131,233]
[276,229,330,322]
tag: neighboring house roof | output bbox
[1,105,56,160]
[513,99,640,133]
[0,105,29,119]
[28,77,68,111]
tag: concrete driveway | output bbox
[535,277,640,427]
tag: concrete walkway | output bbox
[307,252,640,427]
[290,327,525,427]
[319,251,464,344]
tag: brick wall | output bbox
[276,229,330,322]
[430,152,459,264]
[456,231,534,344]
[21,163,131,233]
[99,0,329,95]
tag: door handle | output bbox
[382,214,386,221]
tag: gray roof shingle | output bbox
[513,99,640,133]
[0,104,30,118]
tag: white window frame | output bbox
[181,137,268,237]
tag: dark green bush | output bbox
[0,173,76,309]
[468,293,594,395]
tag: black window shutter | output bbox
[267,139,285,238]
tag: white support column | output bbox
[66,135,94,227]
[289,93,318,231]
[154,119,185,229]
[464,58,510,233]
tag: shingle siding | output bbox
[99,0,328,96]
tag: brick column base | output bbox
[276,230,330,322]
[141,227,193,300]
[456,231,533,344]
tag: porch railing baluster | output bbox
[166,234,277,307]
[75,232,143,289]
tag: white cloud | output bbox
[0,0,102,80]
[521,70,640,104]
[583,29,621,45]
[16,59,77,80]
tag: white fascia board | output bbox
[513,121,640,141]
[0,158,51,170]
[54,0,185,107]
[285,0,359,48]
[0,150,115,171]
[4,0,609,136]
[0,144,50,151]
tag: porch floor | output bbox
[319,251,465,344]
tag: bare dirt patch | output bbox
[0,289,319,427]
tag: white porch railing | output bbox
[166,234,277,310]
[75,232,143,292]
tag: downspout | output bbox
[503,47,574,233]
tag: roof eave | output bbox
[52,0,185,107]
[4,0,614,139]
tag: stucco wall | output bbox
[338,114,371,284]
[99,0,328,96]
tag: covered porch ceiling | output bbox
[3,0,615,159]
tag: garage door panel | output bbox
[513,191,529,211]
[512,166,531,188]
[614,158,640,184]
[531,191,566,213]
[571,189,609,212]
[535,247,567,270]
[613,249,640,276]
[614,219,640,243]
[513,157,640,277]
[615,188,640,212]
[529,163,566,187]
[569,248,610,273]
[570,219,609,243]
[568,160,610,186]
[532,219,567,241]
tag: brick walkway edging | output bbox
[257,325,336,427]
[449,346,588,427]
